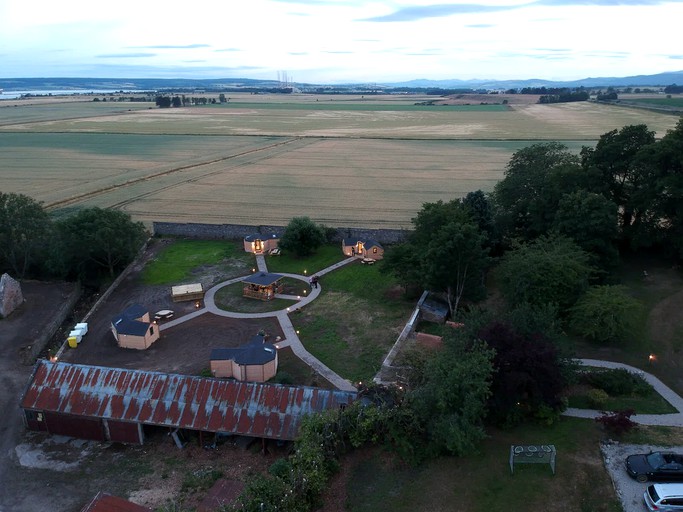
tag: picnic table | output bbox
[361,258,375,265]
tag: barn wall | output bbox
[106,419,144,444]
[44,412,106,441]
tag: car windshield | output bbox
[647,452,667,469]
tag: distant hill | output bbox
[2,71,683,93]
[387,70,683,89]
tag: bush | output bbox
[587,388,609,408]
[595,409,637,436]
[570,285,644,343]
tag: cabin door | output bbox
[254,240,263,253]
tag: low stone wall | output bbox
[22,282,81,364]
[153,221,409,245]
[374,290,428,385]
[54,239,151,360]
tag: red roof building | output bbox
[21,360,356,444]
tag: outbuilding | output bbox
[210,334,278,382]
[171,283,204,303]
[244,233,279,255]
[111,304,159,350]
[243,272,284,301]
[21,360,357,445]
[341,238,384,260]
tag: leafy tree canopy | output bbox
[570,285,645,343]
[55,207,147,280]
[0,192,50,278]
[477,321,568,426]
[496,234,594,313]
[278,216,326,258]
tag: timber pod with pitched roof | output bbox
[244,233,279,255]
[341,238,384,260]
[243,272,284,301]
[210,334,278,382]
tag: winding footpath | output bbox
[158,255,683,424]
[160,254,358,392]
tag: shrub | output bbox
[587,388,609,408]
[570,285,644,343]
[584,368,650,397]
[595,409,637,436]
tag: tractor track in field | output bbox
[44,136,312,211]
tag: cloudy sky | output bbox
[1,0,682,84]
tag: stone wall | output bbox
[152,221,409,245]
[22,282,81,364]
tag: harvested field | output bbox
[0,94,679,229]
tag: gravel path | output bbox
[601,443,683,512]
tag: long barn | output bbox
[21,360,356,445]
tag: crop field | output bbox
[0,93,680,228]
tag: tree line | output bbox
[0,197,147,285]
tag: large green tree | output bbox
[496,234,594,313]
[278,216,326,258]
[0,192,51,277]
[406,331,494,458]
[553,190,620,272]
[581,124,658,247]
[493,142,581,240]
[384,199,490,315]
[570,285,645,343]
[55,207,147,279]
[422,219,489,316]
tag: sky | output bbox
[1,0,683,84]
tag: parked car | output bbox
[154,309,175,321]
[644,483,683,511]
[627,452,683,483]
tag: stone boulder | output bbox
[0,273,24,317]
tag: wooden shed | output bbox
[244,233,279,255]
[243,272,283,301]
[341,238,384,260]
[111,304,159,350]
[210,334,278,382]
[171,283,204,303]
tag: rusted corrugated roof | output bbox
[80,491,151,512]
[22,361,357,441]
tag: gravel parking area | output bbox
[601,442,683,512]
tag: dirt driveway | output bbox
[0,241,292,512]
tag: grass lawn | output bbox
[343,417,621,512]
[213,280,299,314]
[142,239,252,285]
[264,245,346,276]
[275,347,334,389]
[573,252,683,396]
[292,260,416,383]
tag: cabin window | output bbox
[149,326,155,335]
[373,247,378,254]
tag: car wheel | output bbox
[636,474,648,483]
